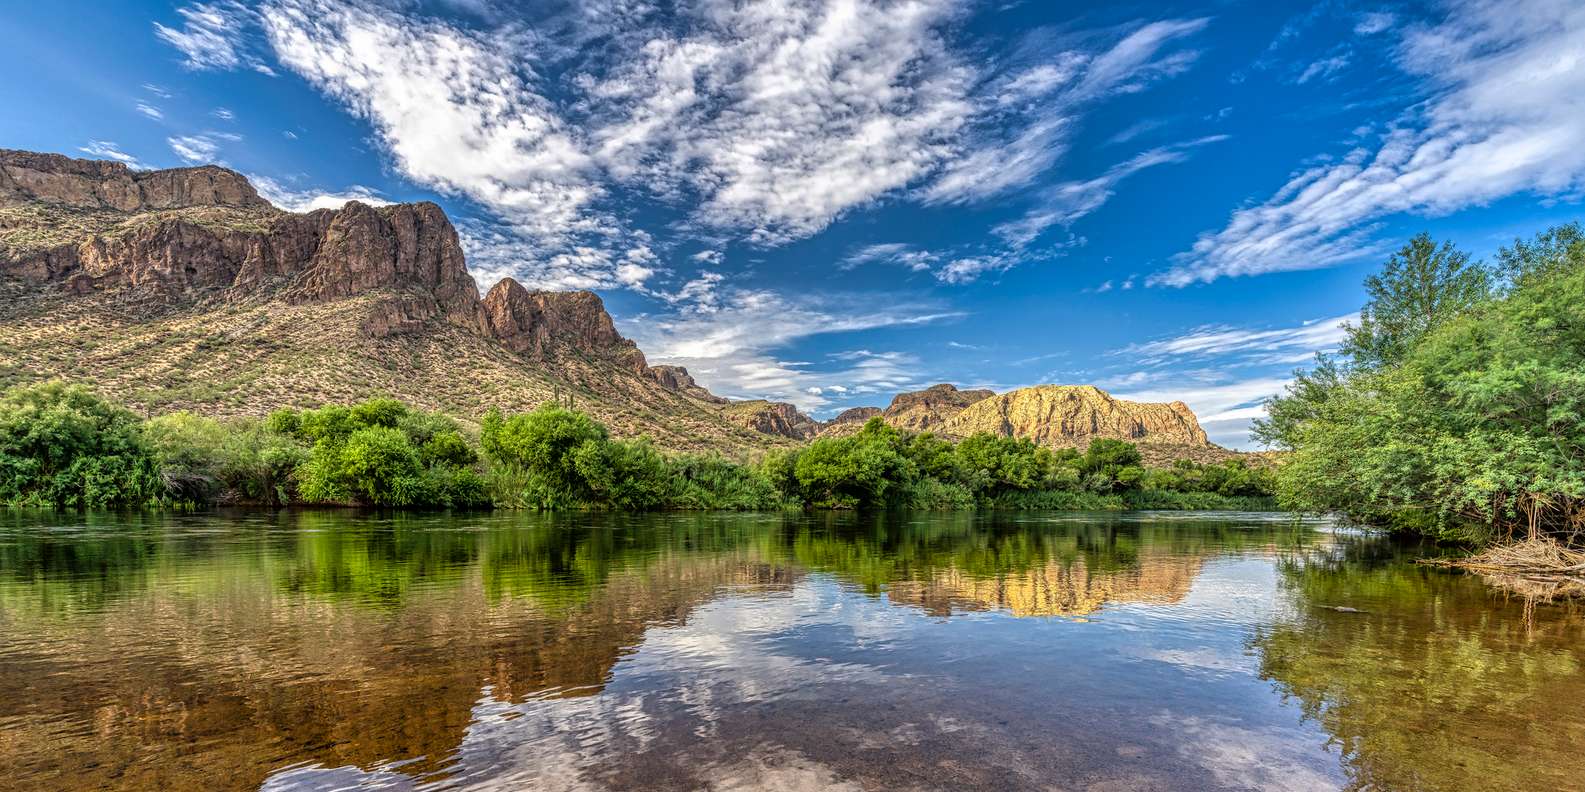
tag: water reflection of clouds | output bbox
[1150,714,1340,792]
[265,580,901,790]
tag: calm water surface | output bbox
[1,510,1581,792]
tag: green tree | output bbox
[481,404,609,508]
[794,419,916,509]
[1341,232,1490,371]
[1495,221,1584,291]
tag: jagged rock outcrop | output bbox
[3,196,488,336]
[0,149,269,211]
[945,384,1210,448]
[831,406,882,425]
[884,383,996,432]
[482,278,649,373]
[723,400,819,440]
[648,365,728,403]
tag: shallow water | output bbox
[0,510,1581,792]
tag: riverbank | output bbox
[1422,538,1585,600]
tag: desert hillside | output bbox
[0,149,784,453]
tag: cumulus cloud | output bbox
[262,0,604,253]
[155,1,277,75]
[157,0,1211,295]
[1156,0,1585,286]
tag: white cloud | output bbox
[923,18,1208,206]
[155,1,277,75]
[622,289,958,410]
[79,141,147,170]
[1117,377,1291,449]
[1157,0,1585,286]
[159,0,1210,296]
[1295,52,1351,84]
[1354,12,1396,36]
[841,243,936,272]
[141,83,173,99]
[211,107,235,121]
[992,136,1227,249]
[1124,313,1356,364]
[249,174,393,212]
[585,0,977,243]
[135,102,164,121]
[261,0,604,255]
[167,135,220,164]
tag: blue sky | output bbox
[2,0,1581,447]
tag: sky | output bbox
[1,0,1581,448]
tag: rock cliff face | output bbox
[885,384,996,432]
[482,278,648,372]
[723,400,819,440]
[945,385,1209,448]
[647,365,728,404]
[0,149,269,211]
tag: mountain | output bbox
[720,400,820,440]
[815,382,1244,464]
[0,149,783,452]
[945,385,1209,447]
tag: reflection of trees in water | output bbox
[0,511,1306,791]
[1252,541,1585,792]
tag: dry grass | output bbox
[1423,538,1585,605]
[0,202,279,260]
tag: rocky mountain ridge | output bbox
[0,149,771,451]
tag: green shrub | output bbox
[145,412,305,505]
[0,382,162,508]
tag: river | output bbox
[0,509,1580,791]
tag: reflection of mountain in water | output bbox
[0,511,1266,791]
[885,555,1201,617]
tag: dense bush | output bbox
[1257,223,1585,544]
[480,404,785,510]
[145,412,305,505]
[0,382,163,508]
[279,400,487,508]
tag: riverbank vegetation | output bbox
[0,382,1273,511]
[1258,222,1585,562]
